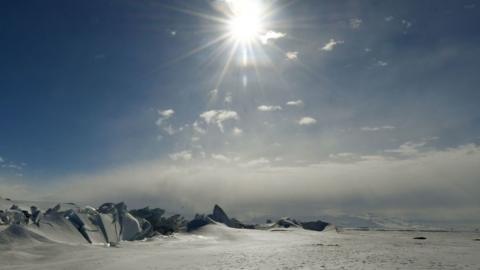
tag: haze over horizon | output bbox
[1,0,479,227]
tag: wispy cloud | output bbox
[257,105,282,112]
[329,152,357,159]
[350,18,362,29]
[156,109,174,126]
[208,89,218,99]
[0,156,25,173]
[193,121,206,134]
[169,150,192,161]
[385,138,438,156]
[298,117,317,125]
[286,100,303,107]
[240,157,270,168]
[232,127,243,136]
[259,31,286,44]
[1,163,23,170]
[385,16,394,22]
[385,141,426,156]
[376,60,388,66]
[285,51,298,60]
[163,125,177,135]
[361,125,395,131]
[211,153,231,163]
[155,109,184,137]
[224,93,232,103]
[402,19,413,29]
[200,110,239,132]
[321,39,344,51]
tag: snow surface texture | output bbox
[0,223,479,270]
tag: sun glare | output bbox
[168,0,280,88]
[227,0,264,43]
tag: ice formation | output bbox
[0,198,330,246]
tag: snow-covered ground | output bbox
[1,223,479,270]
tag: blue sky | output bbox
[1,0,479,225]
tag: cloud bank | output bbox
[3,144,479,225]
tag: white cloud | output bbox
[377,60,388,66]
[211,154,231,163]
[298,117,317,125]
[159,109,174,118]
[257,105,282,112]
[329,152,357,160]
[232,127,243,136]
[1,164,22,170]
[193,121,206,134]
[200,110,239,132]
[155,109,184,137]
[224,94,232,103]
[163,125,177,135]
[285,51,298,60]
[286,100,303,107]
[200,110,238,123]
[361,125,395,131]
[321,39,344,51]
[156,109,175,126]
[385,138,438,157]
[360,155,387,162]
[0,158,24,171]
[350,18,362,29]
[241,157,270,168]
[259,31,286,44]
[402,19,412,28]
[385,16,394,22]
[385,141,427,156]
[169,150,192,161]
[5,144,480,225]
[209,89,218,99]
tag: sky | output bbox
[1,0,480,226]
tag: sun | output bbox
[227,0,264,43]
[165,0,286,87]
[229,15,261,42]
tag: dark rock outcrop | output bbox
[208,204,253,229]
[275,217,301,228]
[129,206,186,235]
[187,205,254,231]
[186,214,212,232]
[301,220,330,231]
[209,205,231,225]
[271,217,330,231]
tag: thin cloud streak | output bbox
[321,39,344,51]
